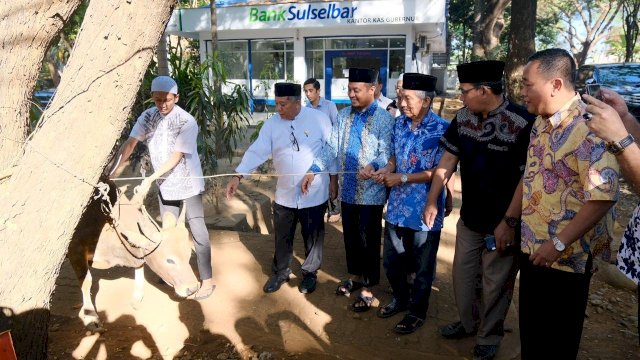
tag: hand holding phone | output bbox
[484,235,497,251]
[586,83,603,101]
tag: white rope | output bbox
[111,171,360,181]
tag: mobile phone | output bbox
[586,83,603,100]
[484,235,497,251]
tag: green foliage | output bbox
[167,39,251,174]
[177,0,209,7]
[535,7,562,49]
[448,0,474,63]
[605,27,640,62]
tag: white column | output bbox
[293,29,306,84]
[405,32,415,73]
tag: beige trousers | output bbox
[452,219,519,346]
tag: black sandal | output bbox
[351,294,375,312]
[394,314,424,334]
[377,298,408,318]
[335,279,364,296]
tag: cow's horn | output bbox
[122,230,153,250]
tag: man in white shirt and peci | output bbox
[226,82,335,294]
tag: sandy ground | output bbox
[47,177,640,359]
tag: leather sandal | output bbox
[351,294,375,312]
[394,314,424,334]
[335,279,364,296]
[377,298,408,318]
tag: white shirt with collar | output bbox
[236,107,333,209]
[377,94,393,110]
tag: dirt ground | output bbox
[47,174,640,360]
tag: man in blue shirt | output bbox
[302,68,394,312]
[373,73,451,334]
[303,78,341,222]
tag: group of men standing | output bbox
[123,46,625,360]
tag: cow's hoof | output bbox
[85,321,105,333]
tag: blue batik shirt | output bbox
[386,111,449,231]
[310,101,394,205]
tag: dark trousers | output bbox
[519,252,593,360]
[383,224,441,320]
[341,202,384,286]
[272,202,326,278]
[327,198,340,215]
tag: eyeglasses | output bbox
[458,86,479,95]
[290,125,299,151]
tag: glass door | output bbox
[324,49,388,103]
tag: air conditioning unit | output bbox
[417,34,430,53]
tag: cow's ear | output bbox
[122,230,153,249]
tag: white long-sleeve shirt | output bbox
[236,107,333,209]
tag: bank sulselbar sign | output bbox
[168,0,445,32]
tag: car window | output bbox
[595,65,640,86]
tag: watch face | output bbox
[401,174,408,183]
[553,238,565,251]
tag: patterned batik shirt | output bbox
[440,98,534,234]
[386,111,449,231]
[521,95,620,274]
[310,101,394,205]
[618,204,640,284]
[130,105,205,201]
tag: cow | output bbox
[68,177,199,332]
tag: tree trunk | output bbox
[505,0,536,104]
[472,0,511,59]
[0,0,176,358]
[0,0,82,173]
[157,34,170,76]
[623,0,640,63]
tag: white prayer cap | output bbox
[151,76,178,94]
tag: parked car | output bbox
[33,89,54,109]
[576,63,640,118]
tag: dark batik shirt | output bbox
[440,98,535,234]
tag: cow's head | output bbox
[122,205,199,298]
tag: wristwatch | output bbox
[606,134,635,155]
[551,234,566,252]
[400,174,408,183]
[503,216,519,228]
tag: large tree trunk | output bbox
[623,0,640,63]
[0,0,176,358]
[0,1,82,172]
[472,0,511,59]
[505,0,536,104]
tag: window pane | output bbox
[390,38,405,48]
[218,41,248,79]
[306,39,323,50]
[286,51,293,80]
[251,39,284,52]
[219,40,246,52]
[285,40,293,51]
[251,51,284,80]
[389,49,405,78]
[325,38,388,49]
[306,51,324,79]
